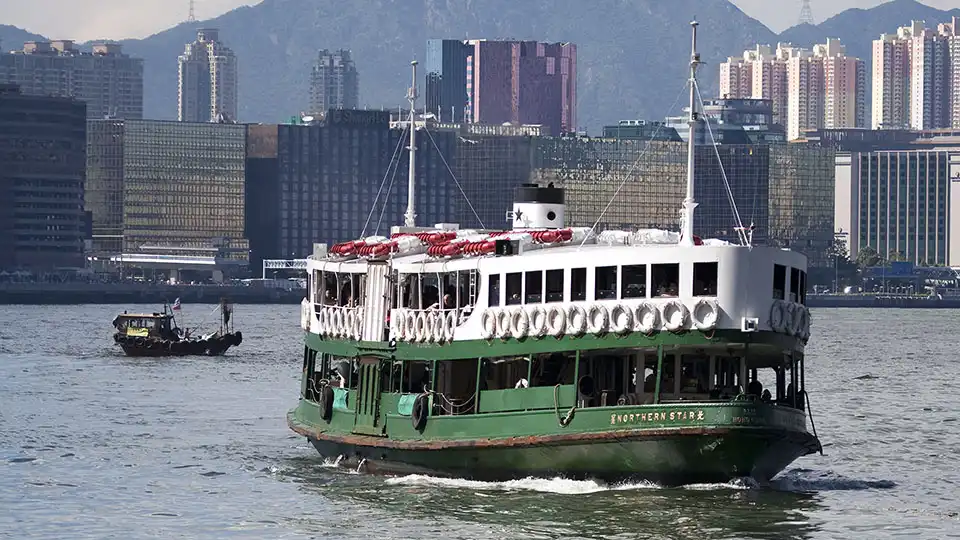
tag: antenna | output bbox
[403,60,419,228]
[798,0,814,25]
[187,0,196,22]
[680,20,701,247]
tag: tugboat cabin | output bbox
[112,312,179,340]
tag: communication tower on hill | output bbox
[798,0,815,25]
[187,0,197,22]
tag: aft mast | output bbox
[680,20,701,247]
[403,60,419,227]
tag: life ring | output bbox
[528,306,548,339]
[661,301,689,332]
[769,300,786,333]
[395,309,408,340]
[444,310,457,341]
[345,310,357,340]
[635,303,660,333]
[496,309,512,339]
[792,305,807,337]
[355,308,365,339]
[609,304,633,334]
[587,304,610,334]
[405,310,418,342]
[411,393,429,431]
[783,303,797,336]
[316,307,326,334]
[567,304,587,335]
[318,384,334,422]
[300,301,309,330]
[692,299,719,331]
[415,311,429,342]
[480,309,497,340]
[546,305,566,337]
[801,308,812,340]
[425,311,439,343]
[511,308,530,339]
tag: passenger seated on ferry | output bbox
[442,294,455,309]
[761,389,772,403]
[323,289,336,305]
[747,376,763,397]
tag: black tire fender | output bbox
[318,385,334,422]
[411,393,429,431]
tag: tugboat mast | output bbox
[680,20,701,247]
[403,60,419,228]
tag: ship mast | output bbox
[680,20,701,247]
[403,60,419,228]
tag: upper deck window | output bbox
[545,269,563,302]
[652,264,679,297]
[595,266,617,300]
[790,268,801,302]
[621,265,646,299]
[488,274,500,307]
[798,270,807,304]
[773,264,786,300]
[693,262,718,296]
[571,268,587,302]
[505,272,522,305]
[525,271,543,304]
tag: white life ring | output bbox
[300,300,310,331]
[425,311,439,343]
[769,300,786,333]
[802,308,812,340]
[480,309,497,340]
[511,308,530,339]
[692,299,719,331]
[546,305,566,337]
[528,306,548,339]
[783,303,798,336]
[405,310,418,342]
[347,309,359,340]
[496,309,512,339]
[444,310,457,341]
[586,304,609,334]
[634,303,660,333]
[432,310,445,342]
[792,305,807,337]
[394,309,407,340]
[330,309,341,338]
[415,311,429,342]
[568,304,588,335]
[355,308,364,339]
[317,307,328,334]
[661,301,688,332]
[609,304,633,334]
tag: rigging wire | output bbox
[422,126,486,229]
[692,79,749,246]
[577,82,689,249]
[374,139,405,235]
[360,124,409,237]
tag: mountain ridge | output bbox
[2,0,958,130]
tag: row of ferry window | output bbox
[487,262,719,307]
[773,264,807,304]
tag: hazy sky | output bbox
[0,0,958,41]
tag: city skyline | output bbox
[2,0,957,42]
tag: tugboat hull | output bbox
[115,332,242,357]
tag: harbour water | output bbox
[1,305,958,539]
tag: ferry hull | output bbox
[290,414,819,485]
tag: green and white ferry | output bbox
[288,22,821,484]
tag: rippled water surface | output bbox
[1,305,958,539]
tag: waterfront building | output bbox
[85,119,247,259]
[465,40,577,135]
[308,49,359,114]
[529,137,835,267]
[178,29,238,122]
[425,40,472,123]
[665,98,786,145]
[0,40,143,119]
[0,84,87,270]
[602,120,683,142]
[244,110,458,268]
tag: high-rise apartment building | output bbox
[0,40,143,119]
[722,39,864,140]
[178,29,238,123]
[465,40,577,136]
[425,39,472,123]
[308,49,359,114]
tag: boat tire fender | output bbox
[587,304,610,335]
[546,306,566,337]
[692,299,719,331]
[511,309,530,339]
[496,309,512,339]
[662,301,688,332]
[610,304,633,334]
[318,384,334,422]
[480,309,497,340]
[411,394,429,431]
[567,305,588,335]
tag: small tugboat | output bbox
[112,298,243,357]
[287,23,821,485]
